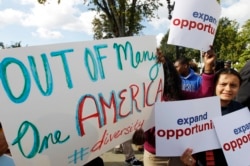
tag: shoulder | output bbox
[230,100,244,111]
[240,61,250,78]
[188,69,201,80]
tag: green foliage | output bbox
[233,19,250,70]
[89,0,163,38]
[159,31,176,62]
[213,18,250,71]
[36,1,250,71]
[160,31,202,63]
[38,0,162,39]
[37,0,60,4]
[234,50,250,70]
[213,18,239,60]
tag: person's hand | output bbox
[203,45,216,73]
[132,128,145,145]
[0,129,9,156]
[180,148,196,166]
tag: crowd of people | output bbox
[180,67,244,166]
[131,47,250,166]
[1,46,250,166]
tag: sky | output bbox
[0,0,250,47]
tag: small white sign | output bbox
[213,107,250,166]
[167,0,221,51]
[155,96,221,156]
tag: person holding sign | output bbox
[133,46,216,166]
[180,68,245,166]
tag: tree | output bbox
[213,17,240,61]
[0,41,22,49]
[10,41,22,48]
[212,17,250,70]
[159,31,176,62]
[159,31,204,63]
[0,42,4,49]
[234,19,250,70]
[38,0,60,4]
[38,0,163,39]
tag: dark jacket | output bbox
[236,61,250,110]
[84,157,104,166]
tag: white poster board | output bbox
[213,107,250,166]
[0,36,164,165]
[155,96,221,156]
[167,0,221,51]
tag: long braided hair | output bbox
[156,48,183,100]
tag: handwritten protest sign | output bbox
[167,0,221,51]
[213,107,250,166]
[0,36,163,165]
[155,96,221,156]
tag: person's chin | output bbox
[221,98,232,103]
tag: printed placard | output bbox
[155,96,221,156]
[167,0,221,51]
[213,107,250,166]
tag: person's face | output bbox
[215,74,240,106]
[174,61,187,75]
[224,64,231,69]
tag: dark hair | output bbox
[189,61,199,73]
[156,49,183,100]
[214,60,224,72]
[175,56,190,66]
[214,68,242,86]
